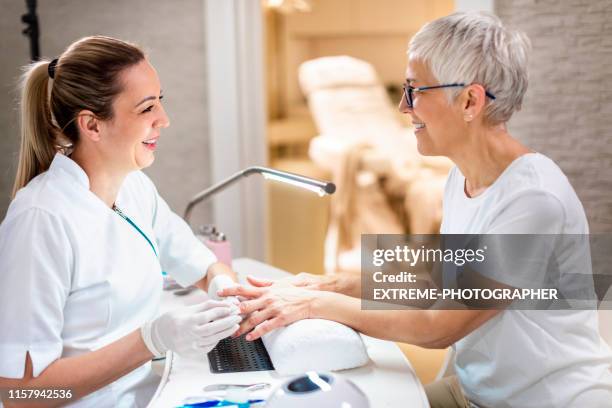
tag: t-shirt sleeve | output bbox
[470,190,566,289]
[487,189,565,235]
[148,182,217,288]
[0,209,72,378]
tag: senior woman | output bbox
[0,36,241,407]
[219,12,612,408]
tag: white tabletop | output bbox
[148,258,429,408]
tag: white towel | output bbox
[262,319,369,376]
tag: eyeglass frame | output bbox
[402,83,496,109]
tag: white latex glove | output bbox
[208,274,240,305]
[141,300,240,360]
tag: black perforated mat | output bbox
[207,334,274,373]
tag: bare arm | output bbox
[319,272,361,298]
[310,291,501,348]
[245,271,362,298]
[221,285,501,349]
[0,329,152,408]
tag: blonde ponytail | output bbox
[12,60,59,198]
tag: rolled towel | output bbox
[261,319,369,376]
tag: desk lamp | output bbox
[183,166,335,224]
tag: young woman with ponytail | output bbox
[0,36,240,407]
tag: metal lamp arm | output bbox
[183,166,335,225]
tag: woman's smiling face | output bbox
[399,58,465,157]
[97,59,169,172]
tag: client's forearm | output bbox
[325,272,361,298]
[310,292,467,348]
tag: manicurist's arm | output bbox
[0,330,152,408]
[1,297,239,408]
[195,261,238,294]
[149,177,238,294]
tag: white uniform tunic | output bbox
[441,153,612,407]
[0,154,216,407]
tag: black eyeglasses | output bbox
[402,83,496,109]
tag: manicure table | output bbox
[147,258,429,408]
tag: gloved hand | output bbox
[209,275,250,323]
[208,274,240,305]
[141,300,241,360]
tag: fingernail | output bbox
[245,334,252,341]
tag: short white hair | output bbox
[408,11,531,124]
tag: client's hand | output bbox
[218,284,322,341]
[141,300,241,360]
[245,272,336,292]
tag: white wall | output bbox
[204,0,267,260]
[496,0,612,232]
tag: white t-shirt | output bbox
[0,154,217,407]
[441,153,612,408]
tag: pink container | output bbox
[204,232,233,268]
